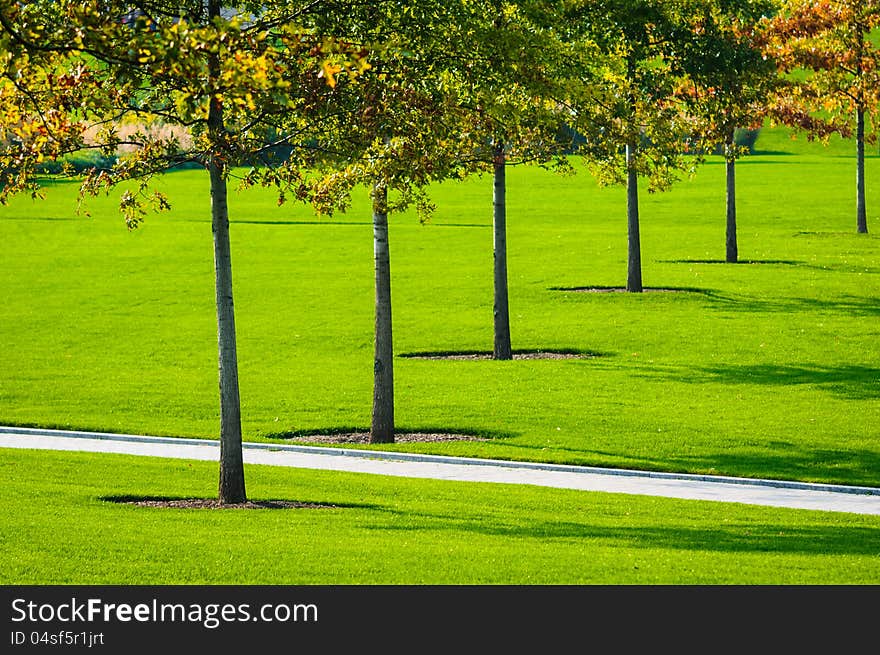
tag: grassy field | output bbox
[2,448,878,584]
[1,126,878,583]
[1,126,877,483]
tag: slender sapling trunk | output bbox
[857,107,868,234]
[371,182,394,443]
[493,141,512,360]
[726,130,738,263]
[209,126,246,504]
[626,142,643,293]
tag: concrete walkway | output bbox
[2,425,879,515]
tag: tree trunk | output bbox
[209,121,246,504]
[493,142,512,360]
[210,161,246,504]
[726,131,738,263]
[857,107,868,234]
[371,182,394,444]
[208,0,245,504]
[626,142,643,292]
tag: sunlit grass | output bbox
[1,449,877,584]
[1,126,878,487]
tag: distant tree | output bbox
[765,0,880,233]
[0,0,369,501]
[296,2,487,442]
[566,0,703,292]
[447,0,587,359]
[678,0,780,262]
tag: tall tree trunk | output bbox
[371,182,394,443]
[726,130,738,263]
[208,0,245,504]
[626,142,643,292]
[493,141,512,360]
[857,107,868,234]
[210,159,246,504]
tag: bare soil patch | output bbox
[399,350,597,361]
[288,432,488,444]
[106,497,335,510]
[552,286,686,293]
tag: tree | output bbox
[0,0,369,500]
[453,1,585,360]
[294,2,486,442]
[567,0,704,292]
[766,0,880,234]
[677,0,780,263]
[370,180,394,442]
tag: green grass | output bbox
[2,125,879,584]
[2,448,878,584]
[1,126,878,489]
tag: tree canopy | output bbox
[0,0,375,501]
[765,0,880,233]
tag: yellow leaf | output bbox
[320,61,342,88]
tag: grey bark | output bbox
[493,142,512,360]
[371,182,394,443]
[726,131,738,263]
[208,0,245,504]
[626,142,643,293]
[210,159,246,504]
[857,107,868,234]
[855,23,868,235]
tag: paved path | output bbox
[2,425,879,515]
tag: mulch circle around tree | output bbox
[107,498,337,510]
[399,350,597,361]
[288,432,488,444]
[553,286,685,293]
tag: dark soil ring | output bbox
[104,497,335,510]
[550,286,691,293]
[399,350,599,361]
[288,432,488,444]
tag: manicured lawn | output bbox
[1,127,877,489]
[2,126,878,584]
[2,449,878,584]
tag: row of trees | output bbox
[2,0,876,503]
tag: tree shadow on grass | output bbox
[793,231,874,238]
[660,257,880,275]
[659,445,880,491]
[658,259,803,266]
[441,436,880,488]
[701,292,880,317]
[802,263,880,274]
[361,507,880,556]
[634,362,880,400]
